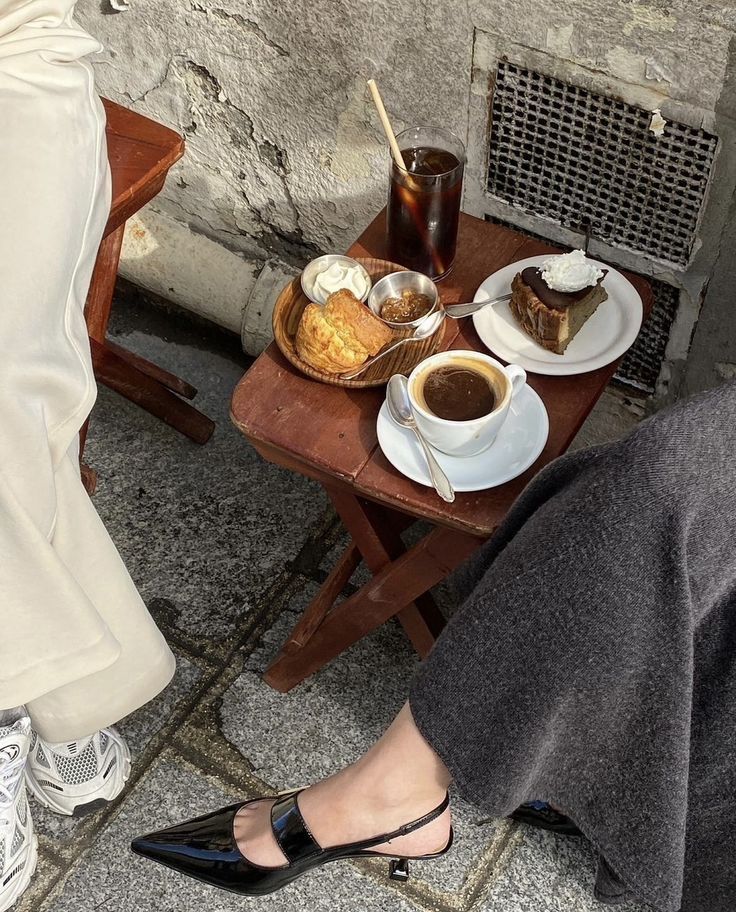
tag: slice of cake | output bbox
[509,250,608,355]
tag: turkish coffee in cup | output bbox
[413,358,500,422]
[407,351,527,457]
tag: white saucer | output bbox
[472,255,643,376]
[376,385,549,493]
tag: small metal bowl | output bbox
[367,271,440,330]
[300,254,372,305]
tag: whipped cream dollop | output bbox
[540,249,603,293]
[312,261,368,304]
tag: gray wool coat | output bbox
[410,380,736,912]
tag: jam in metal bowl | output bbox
[367,271,439,330]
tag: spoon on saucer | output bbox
[340,310,445,380]
[386,375,455,503]
[442,292,512,319]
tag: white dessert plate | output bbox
[472,255,643,376]
[376,385,549,493]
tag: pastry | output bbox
[509,250,608,355]
[296,289,393,374]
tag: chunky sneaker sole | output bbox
[0,834,37,912]
[0,709,37,912]
[25,727,131,817]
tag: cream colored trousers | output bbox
[0,0,175,741]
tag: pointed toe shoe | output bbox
[131,790,452,896]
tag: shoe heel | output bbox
[388,858,410,882]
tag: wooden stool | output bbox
[81,99,215,489]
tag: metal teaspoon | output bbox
[442,292,512,319]
[386,374,455,503]
[339,310,445,381]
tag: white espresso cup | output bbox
[407,350,527,457]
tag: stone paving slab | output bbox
[15,855,62,912]
[86,329,327,649]
[570,388,644,451]
[479,827,649,912]
[222,589,416,782]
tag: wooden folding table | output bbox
[230,212,653,692]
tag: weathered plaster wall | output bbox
[78,0,472,266]
[77,0,736,392]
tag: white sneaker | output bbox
[0,710,37,912]
[25,726,131,817]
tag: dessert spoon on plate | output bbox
[442,292,512,319]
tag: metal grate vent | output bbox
[487,61,718,267]
[615,279,679,393]
[483,214,679,394]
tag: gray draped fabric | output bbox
[410,380,736,912]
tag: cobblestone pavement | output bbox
[18,288,648,912]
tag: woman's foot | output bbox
[132,703,453,896]
[234,765,452,867]
[235,702,453,867]
[132,785,451,898]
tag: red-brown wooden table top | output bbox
[102,98,184,235]
[231,211,653,537]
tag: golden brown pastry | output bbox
[296,289,392,374]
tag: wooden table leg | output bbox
[80,462,98,495]
[263,524,481,692]
[82,223,213,448]
[104,339,198,400]
[327,489,447,656]
[90,338,215,444]
[85,226,125,343]
[80,225,127,459]
[282,542,361,655]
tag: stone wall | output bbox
[77,0,736,395]
[79,0,472,264]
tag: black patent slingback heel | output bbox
[131,790,453,897]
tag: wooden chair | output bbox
[81,99,215,492]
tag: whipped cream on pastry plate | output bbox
[540,249,604,293]
[312,261,369,304]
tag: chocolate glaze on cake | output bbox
[521,267,608,311]
[509,266,610,355]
